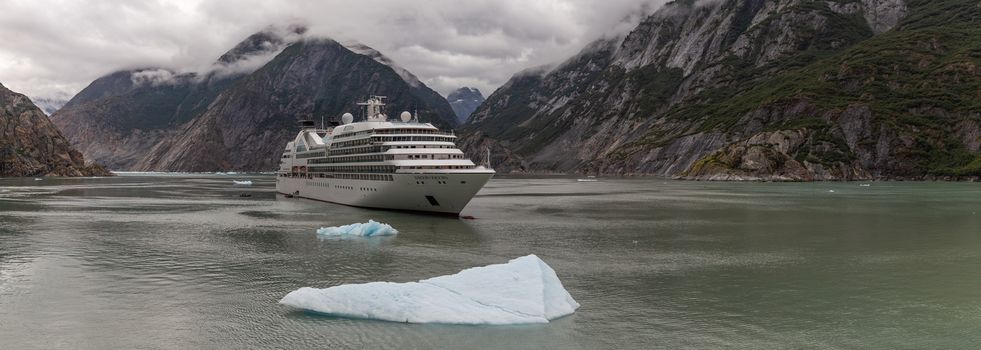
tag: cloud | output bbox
[131,68,180,86]
[206,24,308,79]
[0,0,667,101]
[207,50,282,79]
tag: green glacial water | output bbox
[1,175,979,349]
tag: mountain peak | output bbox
[448,87,485,124]
[450,87,482,97]
[217,24,307,65]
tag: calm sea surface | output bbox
[1,175,979,349]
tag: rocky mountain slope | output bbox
[53,26,457,172]
[447,87,485,123]
[463,0,980,180]
[0,83,110,177]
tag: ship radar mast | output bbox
[357,95,388,122]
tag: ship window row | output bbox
[332,130,373,140]
[389,145,454,149]
[284,173,394,182]
[279,173,395,182]
[331,135,455,148]
[309,154,468,163]
[308,165,397,173]
[281,154,291,159]
[372,129,452,136]
[402,166,474,170]
[295,151,326,159]
[310,155,385,164]
[329,145,388,156]
[331,138,373,148]
[400,154,467,160]
[333,129,452,140]
[335,173,393,182]
[375,136,455,143]
[309,174,394,182]
[326,144,457,156]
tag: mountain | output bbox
[447,87,485,123]
[52,26,457,172]
[463,0,980,180]
[0,82,110,177]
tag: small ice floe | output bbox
[233,180,253,186]
[33,178,43,181]
[828,189,836,193]
[577,176,598,182]
[859,184,871,187]
[316,220,398,237]
[280,254,579,325]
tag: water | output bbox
[1,175,980,349]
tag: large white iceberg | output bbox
[279,255,579,324]
[316,220,398,237]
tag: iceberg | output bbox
[233,180,253,186]
[316,220,398,237]
[279,255,580,325]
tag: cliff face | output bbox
[464,0,980,180]
[0,83,110,177]
[51,69,239,170]
[53,28,456,172]
[448,87,485,124]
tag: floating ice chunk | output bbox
[316,220,398,237]
[233,180,253,186]
[279,255,579,324]
[33,178,43,181]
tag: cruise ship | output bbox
[275,96,495,214]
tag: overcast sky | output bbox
[0,0,666,101]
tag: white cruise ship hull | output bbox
[276,172,494,214]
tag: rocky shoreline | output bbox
[1,83,112,178]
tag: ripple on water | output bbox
[2,176,981,349]
[238,210,284,219]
